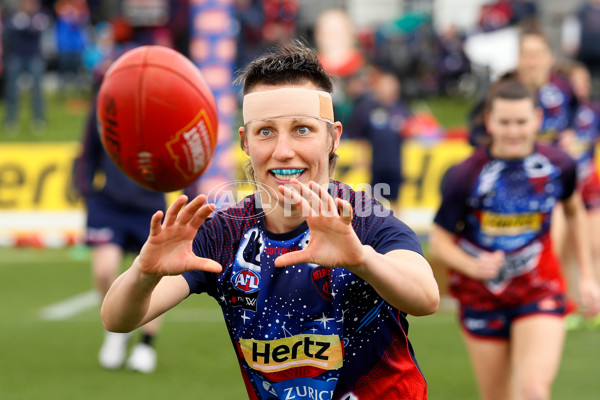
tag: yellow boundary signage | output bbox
[0,140,475,211]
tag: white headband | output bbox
[242,88,334,124]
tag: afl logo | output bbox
[232,270,261,293]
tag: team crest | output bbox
[311,266,333,301]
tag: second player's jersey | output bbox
[571,102,600,183]
[183,181,428,400]
[536,73,578,144]
[434,145,577,309]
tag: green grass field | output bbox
[1,92,598,399]
[1,247,599,400]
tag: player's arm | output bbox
[101,194,223,332]
[101,267,190,332]
[561,192,600,316]
[428,223,505,281]
[275,180,439,316]
[346,247,440,316]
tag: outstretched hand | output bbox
[136,194,223,277]
[274,180,366,270]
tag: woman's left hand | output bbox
[579,275,600,318]
[274,180,366,270]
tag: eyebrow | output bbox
[251,117,319,126]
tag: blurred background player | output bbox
[73,93,168,373]
[469,26,578,148]
[430,77,600,400]
[561,0,600,99]
[72,21,198,373]
[553,60,600,329]
[346,67,410,212]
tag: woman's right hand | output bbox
[135,194,223,277]
[469,250,505,280]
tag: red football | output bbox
[97,45,218,192]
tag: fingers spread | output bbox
[274,250,309,267]
[336,198,353,224]
[164,195,188,227]
[280,185,314,217]
[177,194,207,225]
[189,203,216,229]
[191,258,223,274]
[149,211,164,236]
[308,181,337,215]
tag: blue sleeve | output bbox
[72,97,102,198]
[566,89,579,131]
[356,196,424,256]
[468,100,491,147]
[433,163,472,233]
[345,95,372,140]
[558,151,577,200]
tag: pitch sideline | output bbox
[39,290,100,321]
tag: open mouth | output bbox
[270,168,306,180]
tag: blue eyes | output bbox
[257,126,311,136]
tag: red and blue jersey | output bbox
[469,73,578,147]
[434,145,577,309]
[572,101,600,209]
[571,101,600,183]
[536,73,578,144]
[183,181,428,400]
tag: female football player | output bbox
[430,76,600,400]
[101,41,439,399]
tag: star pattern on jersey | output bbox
[241,311,250,324]
[315,313,335,329]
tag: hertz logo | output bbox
[239,334,343,373]
[480,211,542,235]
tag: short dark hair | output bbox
[519,24,550,50]
[485,75,537,113]
[235,40,334,94]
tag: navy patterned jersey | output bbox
[572,101,600,182]
[536,73,578,144]
[434,145,576,309]
[183,181,428,400]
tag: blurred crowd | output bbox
[1,0,600,151]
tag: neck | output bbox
[489,144,535,161]
[263,205,305,234]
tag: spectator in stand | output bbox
[435,24,471,97]
[510,0,538,26]
[478,0,514,33]
[0,5,4,79]
[314,8,365,127]
[2,0,50,135]
[234,0,299,73]
[54,0,90,99]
